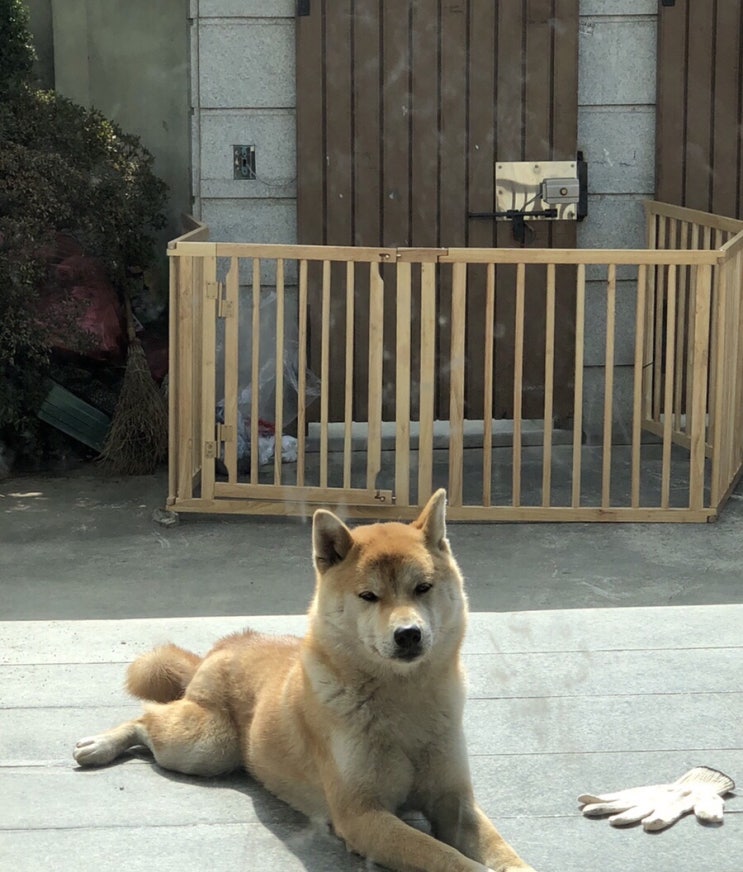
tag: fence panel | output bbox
[166,204,743,522]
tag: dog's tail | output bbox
[126,643,202,702]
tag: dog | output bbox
[73,489,536,872]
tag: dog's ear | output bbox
[313,509,353,572]
[412,488,449,551]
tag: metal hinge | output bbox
[217,424,235,443]
[204,441,217,459]
[205,281,222,301]
[218,298,234,318]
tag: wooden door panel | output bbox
[657,0,743,217]
[297,1,579,422]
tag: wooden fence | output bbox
[166,202,743,522]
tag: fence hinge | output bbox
[205,280,224,301]
[204,441,217,459]
[217,424,235,443]
[218,298,234,318]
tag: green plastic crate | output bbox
[37,381,111,452]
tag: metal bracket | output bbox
[205,281,221,301]
[204,441,217,459]
[217,424,235,443]
[218,298,234,318]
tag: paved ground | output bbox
[3,468,743,619]
[1,468,742,871]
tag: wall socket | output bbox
[233,145,256,180]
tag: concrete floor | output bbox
[2,467,743,619]
[1,467,741,872]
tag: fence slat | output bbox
[343,261,355,489]
[418,262,436,503]
[449,262,466,507]
[250,259,261,485]
[542,264,556,507]
[631,264,647,508]
[367,262,384,491]
[395,261,412,506]
[200,256,218,499]
[674,222,689,434]
[733,251,743,479]
[689,265,712,510]
[711,257,731,504]
[297,260,308,487]
[167,258,178,503]
[224,257,240,483]
[724,256,741,488]
[643,211,657,423]
[176,256,194,500]
[653,225,667,419]
[320,261,331,488]
[512,263,525,507]
[571,264,585,508]
[273,259,285,484]
[685,226,701,439]
[483,263,495,506]
[661,265,677,508]
[601,264,616,508]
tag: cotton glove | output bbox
[578,766,735,831]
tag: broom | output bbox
[99,294,168,475]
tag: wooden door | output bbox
[296,1,580,422]
[657,0,743,217]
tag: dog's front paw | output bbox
[73,734,120,767]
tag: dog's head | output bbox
[310,490,467,673]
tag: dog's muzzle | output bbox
[393,625,423,661]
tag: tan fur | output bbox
[73,490,536,872]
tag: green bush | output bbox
[0,0,168,460]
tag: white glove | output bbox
[578,766,735,831]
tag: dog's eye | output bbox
[414,582,432,595]
[359,591,379,602]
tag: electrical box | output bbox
[495,160,583,221]
[541,177,580,205]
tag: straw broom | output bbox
[99,295,168,474]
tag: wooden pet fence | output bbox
[166,202,743,522]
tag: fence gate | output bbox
[296,0,580,424]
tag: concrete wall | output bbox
[48,0,192,271]
[577,0,657,441]
[25,0,55,89]
[191,0,297,244]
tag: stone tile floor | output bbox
[2,606,741,872]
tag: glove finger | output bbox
[642,795,696,831]
[578,785,656,806]
[581,800,633,817]
[578,792,625,804]
[609,804,656,826]
[694,793,725,823]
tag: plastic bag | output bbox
[216,342,320,465]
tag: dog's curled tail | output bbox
[126,644,202,702]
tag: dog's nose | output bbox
[394,625,422,649]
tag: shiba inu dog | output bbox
[73,489,536,872]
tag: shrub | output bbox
[0,0,168,461]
